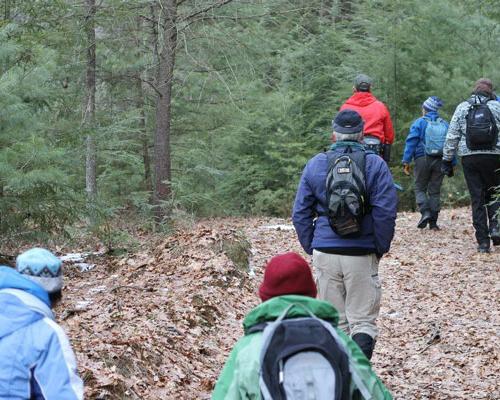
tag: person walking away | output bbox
[442,78,500,253]
[402,96,449,229]
[340,74,395,162]
[292,110,397,360]
[0,248,83,399]
[212,252,392,400]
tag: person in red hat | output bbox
[212,252,392,400]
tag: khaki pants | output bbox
[313,250,381,339]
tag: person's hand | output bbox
[441,160,454,177]
[402,163,411,176]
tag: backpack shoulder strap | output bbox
[246,322,268,335]
[348,149,367,174]
[325,150,338,170]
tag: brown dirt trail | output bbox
[59,208,499,399]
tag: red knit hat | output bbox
[258,252,317,301]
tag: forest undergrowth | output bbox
[57,207,499,399]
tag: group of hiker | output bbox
[1,75,498,399]
[403,78,500,252]
[213,75,499,399]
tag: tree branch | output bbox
[179,0,235,23]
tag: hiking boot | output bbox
[417,211,432,229]
[477,242,490,253]
[352,333,375,360]
[490,227,500,246]
[429,220,440,230]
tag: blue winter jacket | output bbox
[401,111,449,164]
[292,142,397,256]
[0,266,83,400]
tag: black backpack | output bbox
[324,147,369,237]
[465,98,498,151]
[251,304,353,400]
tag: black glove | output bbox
[441,160,454,177]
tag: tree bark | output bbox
[84,0,97,200]
[153,0,177,221]
[134,16,152,193]
[136,77,152,192]
[4,0,11,21]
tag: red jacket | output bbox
[340,92,394,144]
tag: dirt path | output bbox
[243,209,499,399]
[60,208,499,399]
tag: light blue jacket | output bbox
[0,266,83,400]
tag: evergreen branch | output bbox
[178,0,235,23]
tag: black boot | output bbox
[352,333,375,360]
[417,211,432,229]
[490,226,500,246]
[478,242,490,253]
[429,213,440,230]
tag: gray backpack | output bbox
[254,304,373,400]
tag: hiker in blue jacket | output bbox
[0,248,83,400]
[402,96,449,230]
[292,109,397,360]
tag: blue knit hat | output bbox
[16,248,63,293]
[422,96,443,112]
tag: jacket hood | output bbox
[0,266,52,339]
[243,295,339,333]
[0,266,50,305]
[344,92,377,107]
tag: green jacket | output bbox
[212,295,392,400]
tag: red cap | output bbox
[258,252,317,301]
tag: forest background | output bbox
[1,0,499,246]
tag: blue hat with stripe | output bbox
[16,248,63,293]
[422,96,443,112]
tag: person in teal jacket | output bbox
[212,252,392,400]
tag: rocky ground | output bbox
[58,207,499,399]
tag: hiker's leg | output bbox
[414,156,431,213]
[462,156,489,245]
[342,254,380,340]
[312,250,348,334]
[428,157,445,223]
[479,155,500,230]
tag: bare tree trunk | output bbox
[134,16,152,193]
[136,77,152,192]
[153,0,177,222]
[84,0,97,200]
[4,0,11,21]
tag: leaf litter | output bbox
[57,208,499,399]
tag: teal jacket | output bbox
[212,295,392,399]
